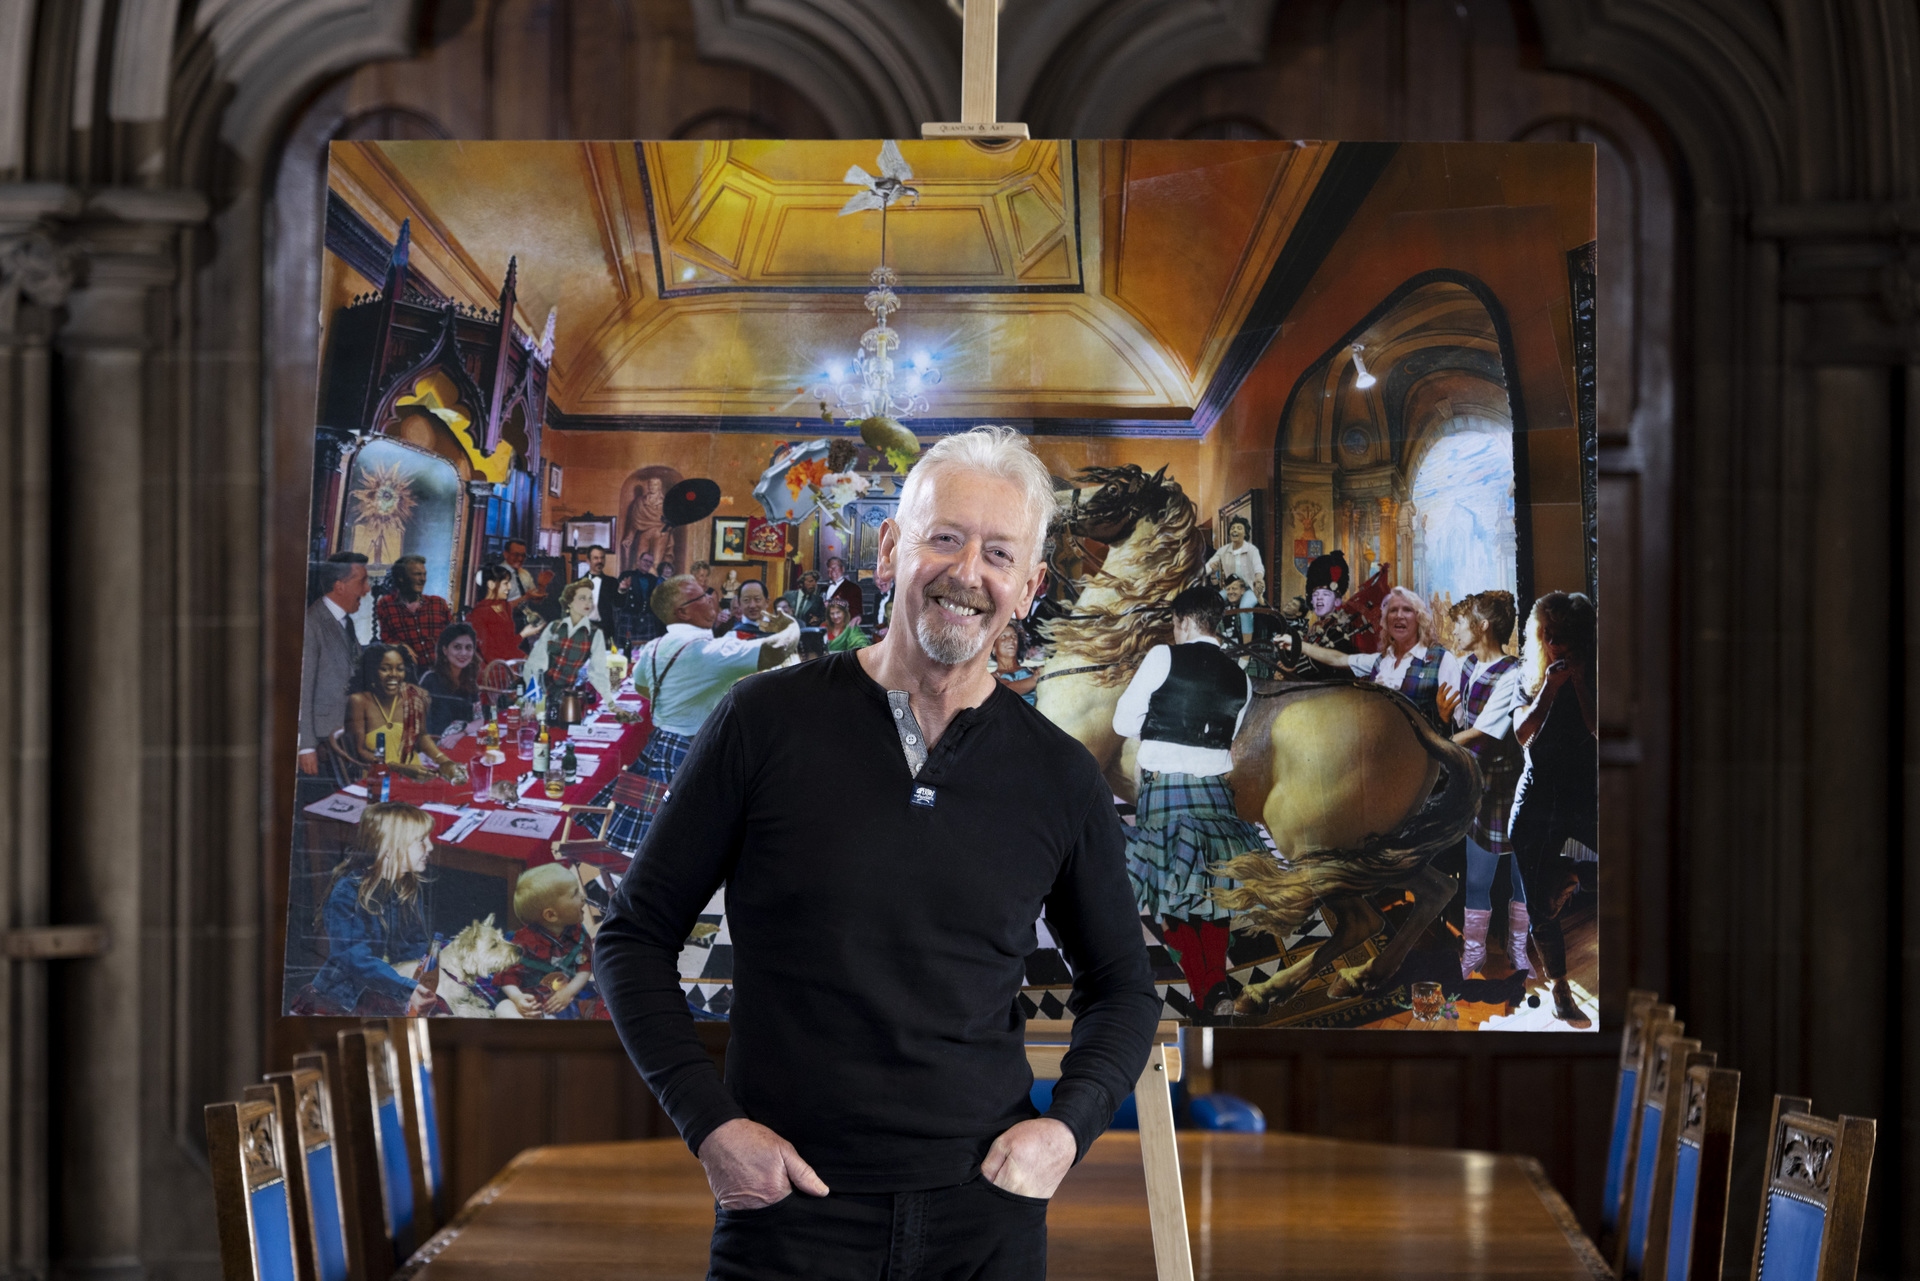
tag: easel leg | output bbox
[1135,1045,1195,1281]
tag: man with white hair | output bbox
[596,426,1158,1279]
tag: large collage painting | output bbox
[286,138,1599,1031]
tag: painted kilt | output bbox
[1124,771,1268,922]
[599,726,696,854]
[1458,655,1522,854]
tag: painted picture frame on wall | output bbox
[283,137,1599,1033]
[711,517,750,563]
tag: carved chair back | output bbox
[1623,1028,1705,1276]
[249,1067,352,1281]
[386,1018,448,1229]
[206,1097,302,1281]
[337,1027,417,1280]
[1603,989,1662,1239]
[1660,1064,1740,1281]
[1748,1104,1876,1281]
[1614,1012,1679,1269]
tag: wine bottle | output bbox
[563,738,579,784]
[532,725,550,774]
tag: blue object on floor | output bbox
[1189,1093,1266,1132]
[1028,1078,1144,1129]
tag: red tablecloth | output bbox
[366,696,650,867]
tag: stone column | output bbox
[0,180,78,1281]
[50,186,206,1280]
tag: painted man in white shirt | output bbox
[1204,517,1264,643]
[1111,585,1268,1017]
[603,574,799,853]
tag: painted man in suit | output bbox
[298,552,370,778]
[579,543,619,640]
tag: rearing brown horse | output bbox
[1034,465,1479,1013]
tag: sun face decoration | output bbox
[349,461,418,564]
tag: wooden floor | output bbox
[401,1131,1610,1279]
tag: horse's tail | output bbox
[1209,689,1482,943]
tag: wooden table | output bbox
[398,1132,1610,1279]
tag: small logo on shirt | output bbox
[910,785,937,808]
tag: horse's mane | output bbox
[1041,477,1208,687]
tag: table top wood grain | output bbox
[398,1131,1610,1279]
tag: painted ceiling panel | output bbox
[327,139,1342,428]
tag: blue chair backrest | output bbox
[1756,1191,1826,1281]
[305,1143,350,1281]
[206,1100,302,1281]
[417,1062,444,1207]
[1602,1065,1638,1231]
[1664,1135,1702,1281]
[251,1179,300,1281]
[376,1094,416,1258]
[1625,1099,1663,1270]
[1189,1094,1266,1133]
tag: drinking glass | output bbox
[469,757,493,804]
[517,720,537,759]
[1410,981,1445,1027]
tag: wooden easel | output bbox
[924,8,1185,1273]
[921,0,1030,141]
[1026,1021,1194,1281]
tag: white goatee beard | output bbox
[915,607,993,665]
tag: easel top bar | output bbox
[1026,1019,1183,1045]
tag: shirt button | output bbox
[905,734,917,745]
[893,707,904,718]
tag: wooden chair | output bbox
[1658,1064,1741,1281]
[336,1026,419,1279]
[246,1066,352,1281]
[294,1050,372,1281]
[548,804,627,870]
[387,1018,449,1228]
[1621,1028,1708,1276]
[1602,990,1662,1244]
[1747,1100,1874,1281]
[1639,1040,1718,1279]
[206,1097,302,1281]
[1613,1009,1680,1262]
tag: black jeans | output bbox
[708,1173,1048,1280]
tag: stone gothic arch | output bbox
[4,0,1920,1273]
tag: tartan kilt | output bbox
[1125,771,1269,922]
[599,726,695,854]
[1470,754,1522,855]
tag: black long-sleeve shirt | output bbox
[595,651,1160,1193]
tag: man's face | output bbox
[1310,587,1338,617]
[826,557,844,581]
[675,584,719,629]
[331,563,370,610]
[801,572,818,591]
[589,548,606,574]
[638,552,655,573]
[505,544,527,568]
[1230,522,1246,548]
[739,583,767,621]
[882,470,1045,669]
[401,560,427,596]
